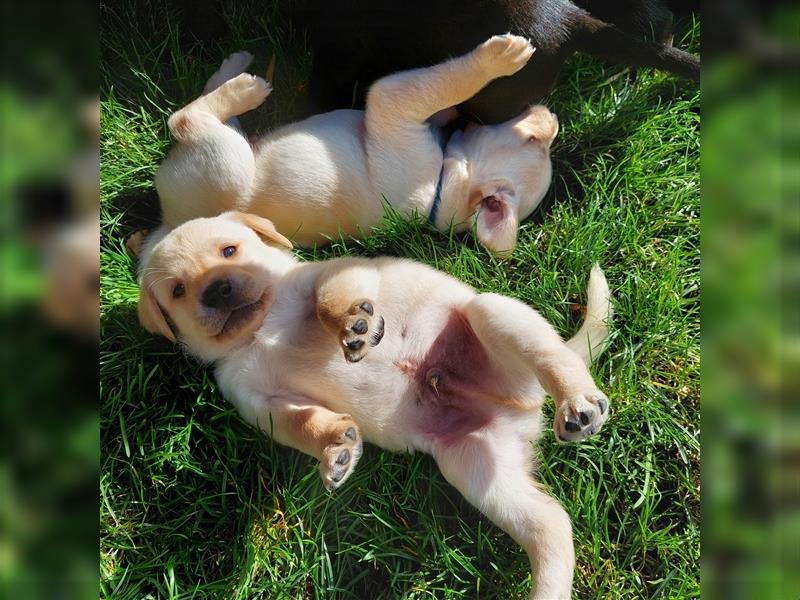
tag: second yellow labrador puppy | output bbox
[154,34,558,255]
[137,211,612,599]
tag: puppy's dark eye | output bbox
[222,245,237,258]
[173,283,186,298]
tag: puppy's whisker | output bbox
[147,275,176,292]
[140,267,173,275]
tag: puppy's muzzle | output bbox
[202,278,238,309]
[196,271,269,338]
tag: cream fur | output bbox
[137,212,612,599]
[154,35,558,255]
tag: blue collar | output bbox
[429,123,450,226]
[428,163,445,226]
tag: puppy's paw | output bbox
[554,390,610,443]
[320,418,363,490]
[476,34,535,78]
[220,72,272,113]
[125,229,150,259]
[340,300,385,363]
[204,51,254,92]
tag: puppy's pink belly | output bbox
[399,310,510,445]
[415,403,493,446]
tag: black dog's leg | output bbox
[571,12,700,80]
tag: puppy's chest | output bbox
[256,296,325,357]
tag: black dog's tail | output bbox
[570,10,700,80]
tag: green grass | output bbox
[100,1,700,598]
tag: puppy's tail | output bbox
[566,263,612,365]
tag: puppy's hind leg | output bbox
[202,51,256,131]
[203,51,254,94]
[460,287,610,443]
[156,73,271,228]
[169,71,271,141]
[433,432,574,599]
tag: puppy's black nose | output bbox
[201,278,234,308]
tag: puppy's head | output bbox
[443,105,558,256]
[137,212,294,362]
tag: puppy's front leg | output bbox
[255,395,363,491]
[314,260,385,363]
[366,34,534,125]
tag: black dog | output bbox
[293,0,700,123]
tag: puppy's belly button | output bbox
[394,358,418,377]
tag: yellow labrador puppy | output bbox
[137,211,612,599]
[154,34,557,255]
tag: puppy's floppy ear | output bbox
[225,212,293,249]
[138,287,176,342]
[512,105,559,147]
[475,190,519,257]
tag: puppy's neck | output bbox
[434,149,473,232]
[270,248,300,276]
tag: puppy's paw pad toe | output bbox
[320,420,362,490]
[554,391,610,443]
[340,299,384,362]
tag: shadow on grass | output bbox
[109,188,162,236]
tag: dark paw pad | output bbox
[555,390,611,443]
[346,339,365,351]
[341,299,384,363]
[336,449,350,465]
[351,319,368,334]
[321,421,362,491]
